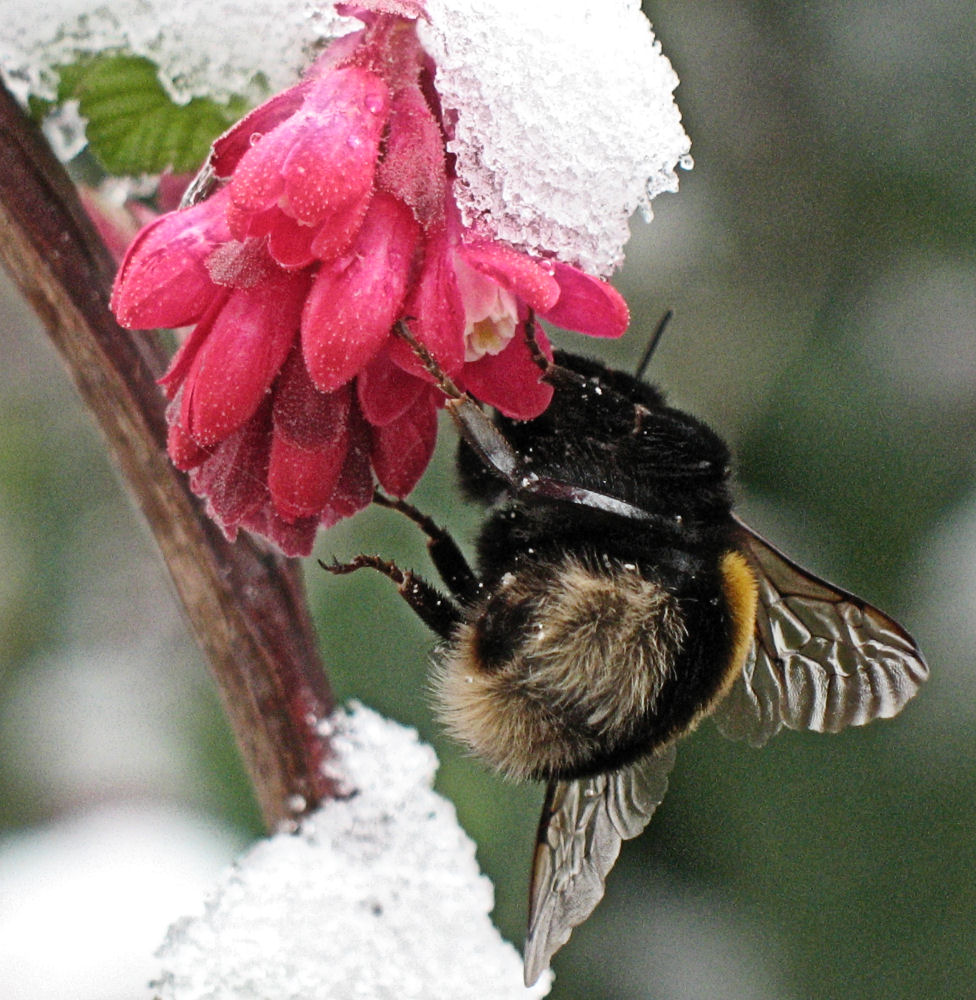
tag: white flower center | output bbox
[455,259,519,362]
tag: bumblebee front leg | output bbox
[521,312,552,373]
[372,491,483,605]
[322,555,462,641]
[394,321,526,491]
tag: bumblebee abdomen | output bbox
[435,555,708,780]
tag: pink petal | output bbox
[189,400,273,530]
[301,192,419,392]
[111,189,232,329]
[540,262,630,338]
[376,84,447,230]
[226,132,287,216]
[221,208,354,273]
[386,225,465,380]
[158,292,230,399]
[319,402,375,525]
[267,430,350,520]
[166,414,211,470]
[457,242,560,315]
[273,350,353,450]
[205,237,281,289]
[240,506,319,558]
[268,343,355,519]
[209,81,311,179]
[230,68,389,226]
[452,253,504,321]
[461,323,554,420]
[306,193,372,261]
[370,388,438,496]
[225,201,273,241]
[266,216,318,270]
[180,270,310,445]
[357,346,427,426]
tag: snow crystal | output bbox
[154,703,551,999]
[0,0,689,275]
[0,0,355,105]
[420,0,691,275]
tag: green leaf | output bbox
[56,54,251,175]
[26,94,54,124]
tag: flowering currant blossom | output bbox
[111,5,630,556]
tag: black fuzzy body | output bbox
[439,352,750,781]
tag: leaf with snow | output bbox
[58,55,248,173]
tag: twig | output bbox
[0,79,339,829]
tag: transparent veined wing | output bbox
[523,745,677,986]
[713,516,928,746]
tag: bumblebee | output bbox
[327,325,928,986]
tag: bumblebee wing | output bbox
[712,516,929,747]
[522,745,677,986]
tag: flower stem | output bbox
[0,79,338,830]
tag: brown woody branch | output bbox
[0,78,338,829]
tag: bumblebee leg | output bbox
[394,320,466,400]
[522,313,551,373]
[372,491,483,604]
[321,555,462,640]
[394,321,526,491]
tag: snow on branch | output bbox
[154,704,551,999]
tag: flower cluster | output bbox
[111,6,629,556]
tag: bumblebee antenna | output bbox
[634,309,673,383]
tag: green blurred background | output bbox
[1,1,974,997]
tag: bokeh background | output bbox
[1,1,974,997]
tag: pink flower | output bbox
[81,172,190,264]
[111,6,629,556]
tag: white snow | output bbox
[0,0,689,276]
[420,0,691,274]
[153,703,551,999]
[0,0,354,105]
